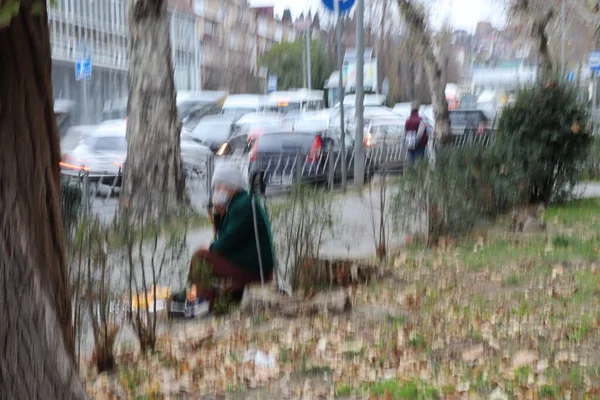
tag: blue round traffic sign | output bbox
[321,0,355,13]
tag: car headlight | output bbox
[216,143,229,156]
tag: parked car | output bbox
[54,99,76,138]
[60,120,211,185]
[60,125,97,153]
[60,121,128,184]
[361,117,408,173]
[247,128,368,187]
[102,91,227,130]
[186,115,237,153]
[221,94,266,119]
[363,118,406,148]
[449,110,490,136]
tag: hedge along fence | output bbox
[582,136,600,180]
[61,181,83,233]
[392,145,527,244]
[394,81,593,245]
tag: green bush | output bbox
[582,136,600,180]
[61,182,82,233]
[394,81,592,244]
[496,81,592,203]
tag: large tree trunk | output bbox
[0,2,88,398]
[122,0,186,221]
[534,10,554,82]
[396,0,451,143]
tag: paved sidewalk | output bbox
[580,182,600,198]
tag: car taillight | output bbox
[249,142,258,162]
[306,136,322,164]
[60,155,90,171]
[364,132,372,147]
[248,129,262,141]
[477,123,485,135]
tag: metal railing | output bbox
[60,130,498,223]
[215,130,497,192]
[60,158,213,223]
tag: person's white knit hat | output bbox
[211,162,246,191]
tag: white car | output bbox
[60,120,212,184]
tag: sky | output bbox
[248,0,507,32]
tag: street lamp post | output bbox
[354,0,365,185]
[335,0,347,190]
[561,0,566,76]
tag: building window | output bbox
[258,19,267,37]
[275,24,282,42]
[205,20,214,35]
[193,0,203,16]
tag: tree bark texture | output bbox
[0,2,88,398]
[396,0,451,143]
[122,0,186,221]
[533,10,555,81]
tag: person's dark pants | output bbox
[188,249,272,312]
[407,147,426,169]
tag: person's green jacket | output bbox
[209,191,275,277]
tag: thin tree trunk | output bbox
[396,0,451,143]
[534,9,554,82]
[122,0,186,222]
[0,2,87,398]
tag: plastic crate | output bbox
[169,298,208,319]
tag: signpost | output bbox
[75,40,92,123]
[589,51,600,132]
[354,0,365,185]
[565,72,575,82]
[322,0,355,191]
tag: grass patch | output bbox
[335,384,353,397]
[407,333,427,350]
[538,384,559,398]
[546,198,600,227]
[303,365,333,375]
[505,272,520,286]
[368,380,438,399]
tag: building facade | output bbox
[49,0,296,123]
[49,0,201,124]
[193,0,296,92]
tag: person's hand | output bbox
[214,204,226,215]
[198,240,211,251]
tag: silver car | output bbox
[60,120,212,184]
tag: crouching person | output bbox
[188,163,274,313]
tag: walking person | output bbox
[404,100,429,169]
[187,162,275,314]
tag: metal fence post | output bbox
[82,170,90,218]
[294,150,302,185]
[327,141,335,190]
[206,154,214,203]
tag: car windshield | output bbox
[294,119,329,131]
[236,119,281,134]
[257,133,315,153]
[372,125,404,137]
[61,128,90,152]
[178,101,208,120]
[92,136,127,152]
[222,107,256,117]
[192,120,232,142]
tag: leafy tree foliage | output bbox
[260,39,332,90]
[496,81,592,203]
